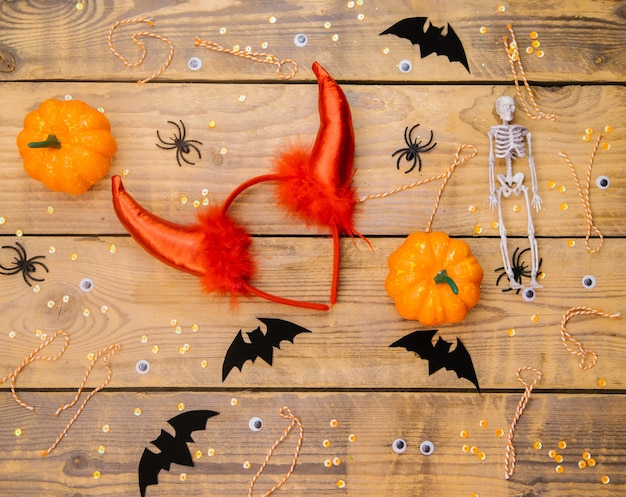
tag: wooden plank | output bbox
[0,391,623,496]
[1,236,622,390]
[0,0,624,83]
[0,83,623,236]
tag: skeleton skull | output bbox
[495,96,516,123]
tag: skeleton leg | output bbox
[521,185,542,289]
[496,188,522,289]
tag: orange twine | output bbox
[41,342,121,457]
[558,132,605,253]
[560,306,620,370]
[194,36,297,80]
[504,366,542,480]
[358,144,478,232]
[107,17,174,84]
[503,25,558,122]
[248,406,304,497]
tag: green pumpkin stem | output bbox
[28,134,61,149]
[434,269,459,295]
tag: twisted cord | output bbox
[503,25,557,122]
[194,37,297,80]
[560,306,620,370]
[504,366,542,480]
[359,144,478,231]
[558,132,605,253]
[41,342,121,457]
[0,329,70,411]
[107,17,174,84]
[248,406,304,497]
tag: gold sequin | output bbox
[180,196,188,205]
[100,305,109,314]
[534,441,543,450]
[357,13,365,21]
[47,300,55,309]
[324,458,332,468]
[243,461,251,469]
[491,221,499,229]
[536,49,545,58]
[526,47,534,55]
[47,206,54,214]
[151,345,160,353]
[583,134,591,142]
[336,479,346,488]
[513,204,521,213]
[98,445,106,454]
[530,31,539,39]
[477,451,487,461]
[462,444,470,453]
[498,4,506,12]
[192,324,199,332]
[560,202,569,211]
[230,398,238,406]
[87,353,95,361]
[348,434,357,442]
[555,454,564,463]
[348,1,355,7]
[507,328,516,337]
[548,180,556,189]
[382,47,390,55]
[93,470,101,479]
[532,40,541,48]
[208,448,215,456]
[122,169,130,176]
[473,226,483,236]
[602,142,611,151]
[333,457,342,466]
[174,326,182,335]
[495,428,504,437]
[332,34,340,42]
[195,450,203,459]
[470,446,479,454]
[479,419,488,428]
[585,128,594,135]
[268,16,277,23]
[531,314,540,323]
[558,440,567,450]
[330,419,338,428]
[323,439,331,448]
[582,451,592,461]
[604,125,613,133]
[549,450,557,459]
[70,252,78,261]
[601,475,610,484]
[567,239,576,247]
[48,246,56,254]
[558,185,567,193]
[468,204,476,213]
[460,430,469,438]
[324,21,332,29]
[201,360,209,368]
[141,335,149,344]
[134,407,142,416]
[14,427,23,437]
[179,472,187,481]
[556,465,564,473]
[588,457,596,467]
[177,402,185,411]
[9,331,16,339]
[578,460,587,469]
[109,244,118,254]
[479,26,488,34]
[102,424,110,433]
[75,2,84,11]
[83,308,91,317]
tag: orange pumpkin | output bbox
[16,99,117,194]
[385,231,483,326]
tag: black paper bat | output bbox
[380,17,470,73]
[222,317,312,381]
[139,410,219,497]
[390,329,479,391]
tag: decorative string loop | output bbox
[107,17,174,84]
[503,24,558,122]
[41,342,121,457]
[558,132,605,254]
[194,37,298,80]
[504,366,542,480]
[560,306,620,370]
[248,406,304,497]
[0,329,70,411]
[358,144,478,232]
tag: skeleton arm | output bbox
[488,129,498,210]
[526,131,542,211]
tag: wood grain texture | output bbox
[0,1,624,496]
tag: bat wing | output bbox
[222,319,311,381]
[138,448,165,497]
[222,329,258,381]
[446,338,480,392]
[168,410,219,442]
[389,329,439,361]
[380,17,470,73]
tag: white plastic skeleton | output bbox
[488,95,542,291]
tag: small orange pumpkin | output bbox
[16,99,117,194]
[385,231,483,326]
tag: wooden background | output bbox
[0,1,624,496]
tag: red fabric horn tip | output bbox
[273,61,357,236]
[111,175,255,300]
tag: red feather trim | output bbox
[274,145,358,236]
[194,206,256,299]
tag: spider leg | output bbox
[406,123,421,144]
[421,130,435,149]
[415,152,423,172]
[0,266,21,275]
[167,120,184,140]
[156,130,176,148]
[404,155,417,174]
[29,260,49,273]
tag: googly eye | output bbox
[392,438,407,454]
[293,33,308,47]
[596,175,610,189]
[398,59,412,73]
[136,360,150,374]
[248,417,263,432]
[522,287,536,302]
[79,278,94,292]
[420,440,435,456]
[582,275,597,289]
[188,57,202,71]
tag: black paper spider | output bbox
[495,247,542,294]
[392,124,437,173]
[0,242,49,287]
[156,120,203,167]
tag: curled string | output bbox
[41,342,121,457]
[560,306,620,370]
[107,17,174,84]
[0,329,70,411]
[248,406,304,497]
[358,144,478,231]
[504,366,542,480]
[194,37,297,80]
[503,24,558,122]
[558,132,605,253]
